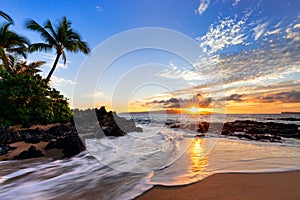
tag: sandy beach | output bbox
[0,123,65,161]
[0,141,64,161]
[137,170,300,200]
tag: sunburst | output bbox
[188,106,201,114]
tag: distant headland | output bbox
[281,112,300,114]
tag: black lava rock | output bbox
[13,146,44,160]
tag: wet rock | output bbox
[165,119,179,126]
[1,106,145,160]
[74,106,143,137]
[45,124,74,137]
[0,144,10,156]
[170,124,181,129]
[61,135,86,158]
[102,126,124,137]
[96,106,108,121]
[265,117,300,121]
[45,140,61,150]
[17,128,45,144]
[195,133,205,137]
[246,128,263,135]
[45,134,85,158]
[167,119,299,142]
[198,122,210,133]
[96,107,143,136]
[13,146,44,160]
[0,127,21,144]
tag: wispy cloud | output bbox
[41,53,71,70]
[196,0,210,15]
[227,94,243,102]
[253,21,268,40]
[255,91,300,103]
[266,28,281,36]
[146,94,212,109]
[155,61,205,84]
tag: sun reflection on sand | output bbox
[189,138,208,175]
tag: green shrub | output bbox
[0,68,72,127]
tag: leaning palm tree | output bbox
[0,11,13,24]
[25,16,90,82]
[0,23,29,69]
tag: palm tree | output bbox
[12,60,45,75]
[0,11,13,24]
[25,16,90,82]
[0,23,29,69]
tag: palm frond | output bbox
[0,22,12,38]
[25,19,56,45]
[0,11,13,24]
[7,47,27,58]
[45,20,58,41]
[0,47,9,67]
[3,31,30,48]
[62,51,67,65]
[26,61,45,74]
[65,40,90,54]
[0,23,29,66]
[28,43,53,53]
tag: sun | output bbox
[188,106,201,114]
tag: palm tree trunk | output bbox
[45,53,61,83]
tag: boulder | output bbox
[45,134,85,158]
[0,144,10,156]
[246,128,263,135]
[45,124,74,137]
[61,135,86,158]
[96,107,143,136]
[13,145,44,160]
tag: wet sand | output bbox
[136,170,300,200]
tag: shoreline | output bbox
[136,170,300,200]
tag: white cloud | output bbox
[49,75,76,87]
[253,21,268,40]
[95,5,103,12]
[294,24,300,29]
[197,16,248,54]
[233,0,241,6]
[266,28,281,35]
[196,0,210,15]
[286,27,300,41]
[83,91,103,98]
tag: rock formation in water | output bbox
[0,106,143,160]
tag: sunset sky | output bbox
[2,0,300,114]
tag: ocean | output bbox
[0,114,300,200]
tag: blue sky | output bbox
[2,0,300,113]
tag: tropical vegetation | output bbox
[0,11,89,127]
